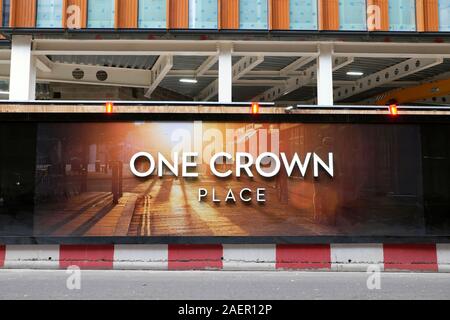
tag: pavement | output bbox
[0,270,449,300]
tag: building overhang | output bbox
[1,28,450,44]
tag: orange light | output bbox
[106,102,114,114]
[251,102,260,114]
[389,104,398,116]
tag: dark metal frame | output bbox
[0,103,450,244]
[1,236,450,245]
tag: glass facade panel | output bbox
[290,0,318,30]
[138,0,167,28]
[36,0,63,28]
[87,0,115,28]
[189,0,218,29]
[339,0,366,30]
[439,0,450,31]
[2,0,10,27]
[239,0,268,29]
[389,0,416,31]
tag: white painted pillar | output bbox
[9,35,36,101]
[317,44,334,106]
[218,43,233,103]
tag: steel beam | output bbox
[334,58,443,102]
[197,55,264,101]
[333,42,450,58]
[31,39,450,58]
[254,57,352,102]
[196,55,218,77]
[232,56,265,80]
[196,79,218,101]
[38,62,153,88]
[0,50,11,65]
[33,40,220,56]
[35,56,53,73]
[145,55,173,98]
[280,56,316,76]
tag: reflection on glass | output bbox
[389,0,416,31]
[2,0,10,27]
[290,0,318,30]
[138,0,167,28]
[36,0,63,28]
[87,0,115,28]
[338,0,367,30]
[239,0,268,29]
[439,0,450,31]
[189,0,218,29]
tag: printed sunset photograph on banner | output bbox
[32,121,428,237]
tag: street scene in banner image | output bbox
[33,122,425,237]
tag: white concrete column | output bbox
[317,44,334,106]
[218,43,233,103]
[9,35,36,101]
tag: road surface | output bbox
[0,270,448,300]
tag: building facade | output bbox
[0,0,449,105]
[0,0,450,105]
[1,0,450,31]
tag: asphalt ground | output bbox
[0,270,448,300]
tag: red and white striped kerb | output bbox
[0,244,449,272]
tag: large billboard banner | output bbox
[0,120,449,238]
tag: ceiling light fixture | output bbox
[346,71,364,76]
[179,78,198,84]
